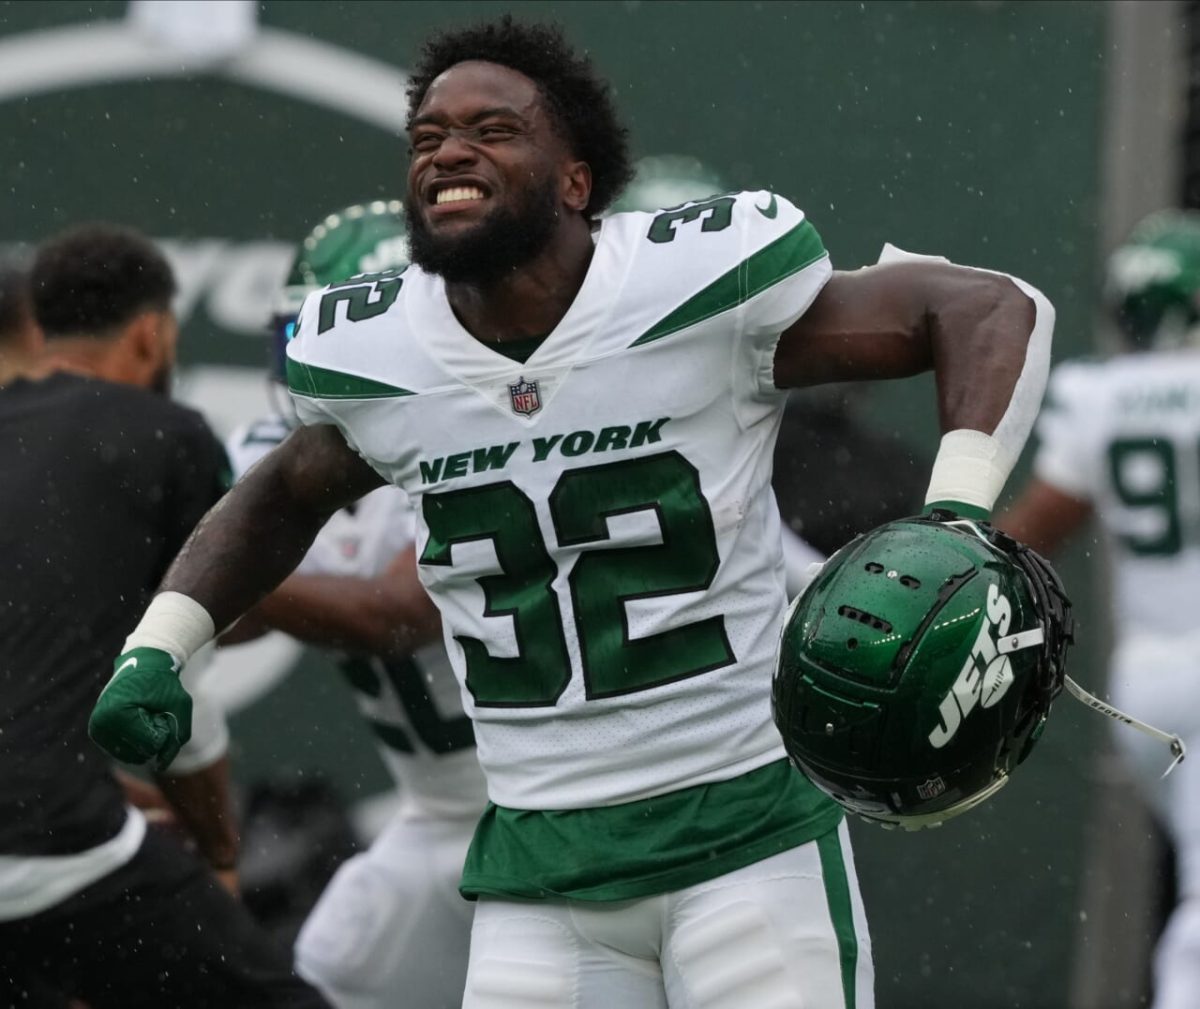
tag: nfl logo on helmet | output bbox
[509,377,542,416]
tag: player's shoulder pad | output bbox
[613,189,823,264]
[286,267,412,402]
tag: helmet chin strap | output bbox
[947,518,1185,776]
[1062,676,1187,777]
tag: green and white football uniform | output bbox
[287,191,844,901]
[1035,352,1200,1009]
[1035,354,1200,642]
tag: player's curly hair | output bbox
[31,223,176,339]
[406,17,634,217]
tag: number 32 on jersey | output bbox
[419,450,735,707]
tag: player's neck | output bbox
[0,347,47,387]
[444,220,594,345]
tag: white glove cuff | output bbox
[924,429,1014,513]
[122,591,216,666]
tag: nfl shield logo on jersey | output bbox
[509,377,542,416]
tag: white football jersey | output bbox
[226,417,487,818]
[287,191,831,809]
[1034,350,1200,642]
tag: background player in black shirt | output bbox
[0,228,328,1008]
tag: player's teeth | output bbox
[436,187,484,205]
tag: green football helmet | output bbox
[1106,210,1200,349]
[270,199,409,380]
[772,514,1074,830]
[612,154,727,213]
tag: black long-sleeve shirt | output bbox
[0,372,227,854]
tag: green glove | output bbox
[88,646,193,770]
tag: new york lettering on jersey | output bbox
[286,192,842,899]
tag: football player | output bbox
[91,18,1056,1009]
[0,227,327,1008]
[999,210,1200,1009]
[222,200,487,1009]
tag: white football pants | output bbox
[462,819,873,1009]
[294,804,477,1009]
[1110,634,1200,1009]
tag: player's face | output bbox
[405,61,572,284]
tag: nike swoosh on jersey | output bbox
[755,194,778,219]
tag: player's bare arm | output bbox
[155,755,240,895]
[997,478,1093,555]
[777,258,1051,518]
[89,423,384,767]
[231,545,442,657]
[162,423,385,632]
[776,261,1035,431]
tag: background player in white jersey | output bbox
[91,17,1055,1009]
[223,201,487,1009]
[1000,211,1200,1009]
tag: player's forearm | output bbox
[249,571,442,656]
[155,754,239,871]
[160,461,330,634]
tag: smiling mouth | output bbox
[434,186,486,206]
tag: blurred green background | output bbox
[0,2,1138,1006]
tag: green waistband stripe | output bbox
[286,357,415,399]
[817,825,859,1009]
[631,219,827,348]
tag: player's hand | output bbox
[213,867,240,897]
[88,647,193,770]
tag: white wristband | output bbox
[122,591,216,666]
[924,429,1014,513]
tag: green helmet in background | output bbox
[772,514,1073,830]
[612,154,727,213]
[1106,209,1200,350]
[270,199,409,379]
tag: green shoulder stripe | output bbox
[631,218,826,348]
[286,358,414,400]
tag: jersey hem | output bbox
[460,807,843,902]
[458,759,843,902]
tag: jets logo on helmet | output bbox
[772,514,1074,830]
[928,582,1044,748]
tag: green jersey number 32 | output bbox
[420,451,735,707]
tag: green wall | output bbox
[0,3,1109,1006]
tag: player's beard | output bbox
[406,177,560,286]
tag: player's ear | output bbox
[562,160,591,213]
[119,309,174,388]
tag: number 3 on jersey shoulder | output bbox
[420,451,735,707]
